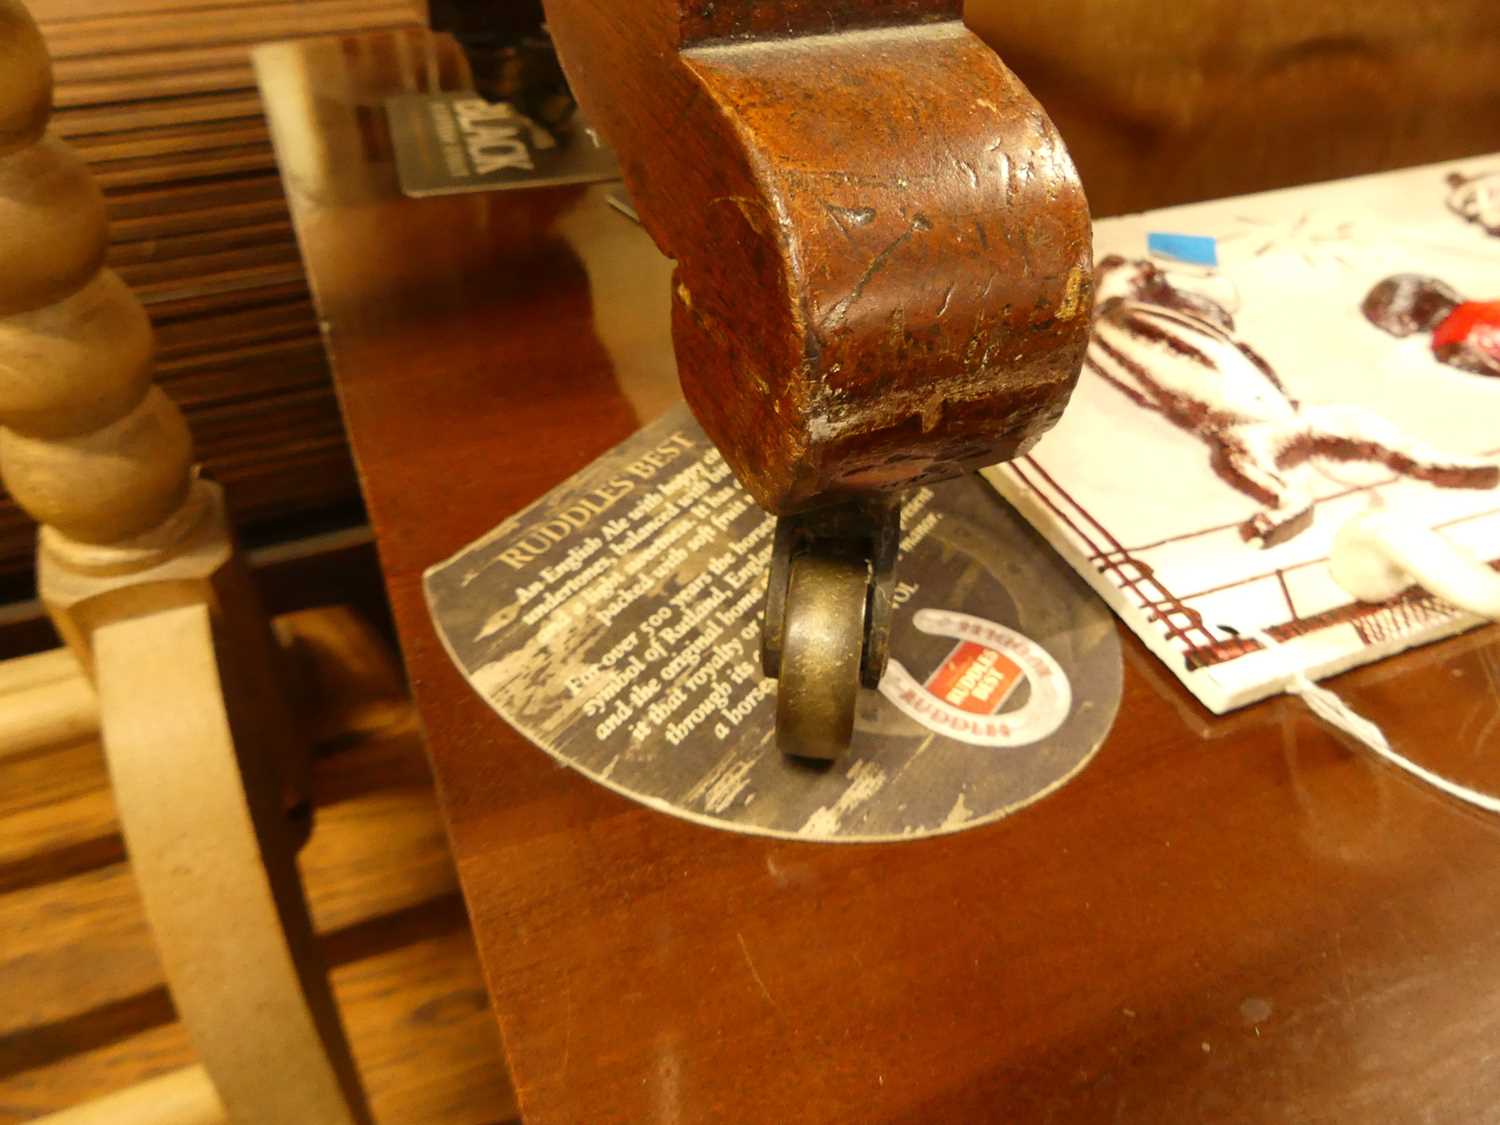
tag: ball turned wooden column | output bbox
[0,0,222,664]
[0,0,318,846]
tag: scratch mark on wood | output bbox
[996,152,1015,201]
[708,194,774,236]
[1333,929,1354,1008]
[559,970,573,1082]
[821,217,926,328]
[937,283,955,319]
[921,397,943,433]
[738,932,781,1015]
[822,201,877,241]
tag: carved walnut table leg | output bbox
[0,4,370,1121]
[542,1,1093,757]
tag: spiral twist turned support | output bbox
[1,2,222,657]
[1,3,370,1122]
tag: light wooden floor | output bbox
[0,608,519,1124]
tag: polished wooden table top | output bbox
[259,32,1500,1125]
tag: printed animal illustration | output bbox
[1088,256,1498,546]
[1447,170,1500,237]
[1362,274,1500,377]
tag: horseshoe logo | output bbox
[879,609,1072,748]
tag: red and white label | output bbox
[923,641,1025,716]
[880,609,1072,747]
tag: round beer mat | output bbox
[424,407,1121,842]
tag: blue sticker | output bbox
[1147,231,1219,267]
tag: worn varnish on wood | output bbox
[543,0,1093,513]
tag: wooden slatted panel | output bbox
[0,1,432,587]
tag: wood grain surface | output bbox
[0,608,518,1123]
[967,0,1500,217]
[265,30,1500,1125]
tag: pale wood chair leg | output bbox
[32,1065,228,1125]
[0,645,97,758]
[95,603,370,1125]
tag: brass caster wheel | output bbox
[762,497,902,761]
[775,552,868,761]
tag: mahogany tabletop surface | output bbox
[258,31,1500,1125]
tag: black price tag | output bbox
[386,92,620,197]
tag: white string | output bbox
[1250,629,1500,815]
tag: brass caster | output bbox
[762,497,901,761]
[775,553,867,760]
